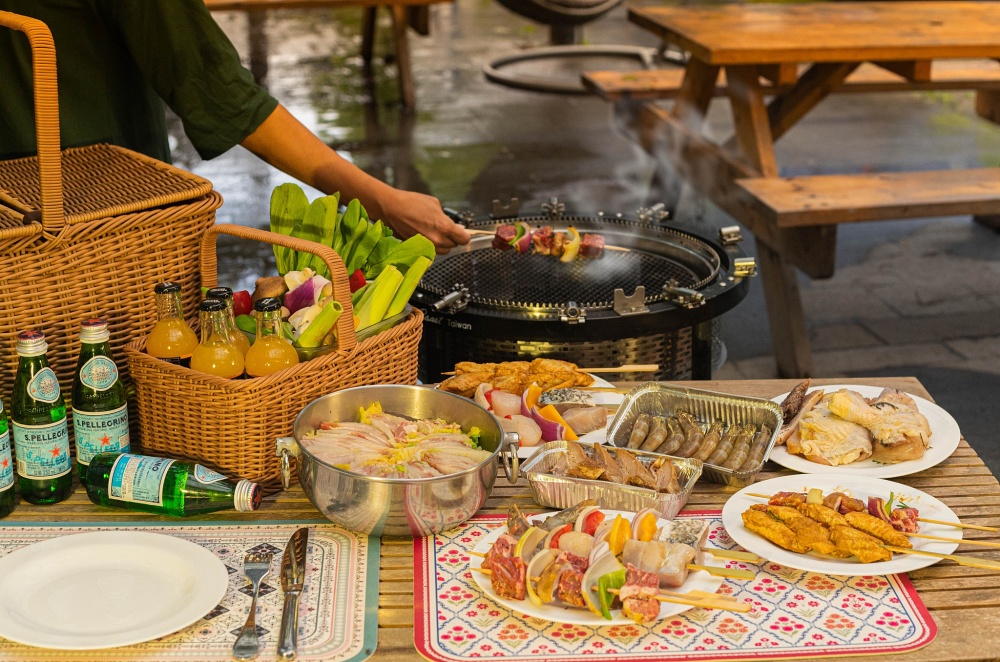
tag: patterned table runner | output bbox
[415,511,936,661]
[0,521,378,662]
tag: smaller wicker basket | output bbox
[125,224,423,492]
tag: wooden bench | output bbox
[204,0,453,110]
[738,169,1000,227]
[583,59,1000,108]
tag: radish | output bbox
[499,415,543,447]
[474,383,493,411]
[491,391,521,418]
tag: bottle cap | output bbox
[205,287,233,301]
[254,297,282,313]
[154,282,181,295]
[16,330,47,356]
[79,318,110,344]
[198,299,226,312]
[234,480,261,512]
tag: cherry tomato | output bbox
[232,290,253,317]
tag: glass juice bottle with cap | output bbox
[85,452,261,516]
[205,286,251,356]
[245,297,299,378]
[0,395,16,518]
[146,282,198,366]
[72,318,130,488]
[190,299,245,379]
[11,330,72,505]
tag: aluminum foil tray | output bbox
[520,440,703,520]
[606,383,783,488]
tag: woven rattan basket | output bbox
[126,224,423,492]
[0,11,219,404]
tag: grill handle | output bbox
[499,432,521,484]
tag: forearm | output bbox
[240,104,394,219]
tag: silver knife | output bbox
[277,527,310,660]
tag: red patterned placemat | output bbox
[414,511,936,661]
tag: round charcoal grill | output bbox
[411,200,757,383]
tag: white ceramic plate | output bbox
[722,474,960,575]
[517,375,624,459]
[767,384,961,478]
[0,531,229,650]
[470,510,724,624]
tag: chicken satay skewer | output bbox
[744,493,1000,532]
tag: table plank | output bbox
[5,377,998,660]
[629,2,1000,65]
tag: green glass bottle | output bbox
[85,452,261,517]
[0,395,16,518]
[11,330,72,505]
[72,319,130,489]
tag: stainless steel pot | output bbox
[276,384,520,537]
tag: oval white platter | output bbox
[767,384,961,478]
[722,474,960,575]
[470,510,724,625]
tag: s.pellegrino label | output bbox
[12,420,70,479]
[108,454,175,506]
[73,404,130,466]
[0,431,13,492]
[27,367,60,403]
[79,356,119,391]
[193,464,227,484]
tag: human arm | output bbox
[240,104,471,252]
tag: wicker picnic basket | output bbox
[125,224,424,492]
[0,11,219,404]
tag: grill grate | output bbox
[420,215,725,311]
[421,249,701,309]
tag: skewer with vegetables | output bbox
[473,502,755,624]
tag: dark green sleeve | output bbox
[97,0,279,160]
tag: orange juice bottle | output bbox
[146,282,199,366]
[190,299,245,379]
[205,287,251,357]
[245,297,299,378]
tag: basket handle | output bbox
[200,224,357,353]
[0,11,65,233]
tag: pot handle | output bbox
[500,432,520,484]
[276,437,300,490]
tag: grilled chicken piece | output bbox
[765,506,849,557]
[780,379,812,423]
[593,443,626,484]
[742,508,809,553]
[615,449,657,489]
[830,525,893,563]
[776,389,824,446]
[828,389,931,463]
[794,394,872,465]
[844,511,912,548]
[796,502,848,528]
[564,440,605,480]
[651,458,680,494]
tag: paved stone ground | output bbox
[171,2,1000,471]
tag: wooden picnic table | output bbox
[625,2,1000,378]
[9,377,1000,660]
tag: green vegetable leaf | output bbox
[363,235,402,278]
[294,195,340,273]
[363,234,436,279]
[884,492,895,517]
[309,192,341,277]
[346,219,386,274]
[269,183,309,274]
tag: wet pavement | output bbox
[168,3,1000,471]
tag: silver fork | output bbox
[232,551,274,661]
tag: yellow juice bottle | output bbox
[146,282,199,366]
[205,286,251,357]
[245,297,299,378]
[190,299,244,379]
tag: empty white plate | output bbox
[0,530,228,650]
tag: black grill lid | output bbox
[419,215,723,311]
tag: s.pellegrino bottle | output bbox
[0,395,16,518]
[85,452,261,517]
[72,319,130,488]
[12,330,72,505]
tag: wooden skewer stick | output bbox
[604,588,751,613]
[908,532,1000,549]
[744,493,999,532]
[883,545,1000,570]
[704,548,763,564]
[441,364,658,376]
